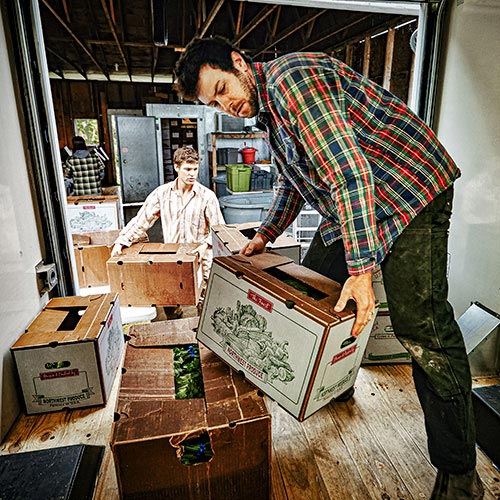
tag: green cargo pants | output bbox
[302,187,477,473]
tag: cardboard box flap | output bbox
[110,243,199,263]
[73,230,121,247]
[119,345,175,400]
[67,195,118,205]
[13,293,118,348]
[128,318,199,347]
[201,347,269,428]
[222,252,293,270]
[113,399,207,443]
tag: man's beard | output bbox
[237,70,259,117]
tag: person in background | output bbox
[173,36,483,500]
[111,146,224,285]
[64,136,105,196]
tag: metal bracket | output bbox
[35,261,58,294]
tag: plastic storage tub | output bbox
[250,168,274,191]
[216,148,239,165]
[213,173,229,198]
[219,192,275,224]
[226,164,252,192]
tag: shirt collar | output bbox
[171,179,199,195]
[251,62,272,130]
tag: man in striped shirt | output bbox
[174,37,483,499]
[112,146,225,282]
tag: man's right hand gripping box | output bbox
[197,253,378,421]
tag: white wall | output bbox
[435,0,500,316]
[0,7,46,437]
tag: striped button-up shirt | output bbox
[115,180,224,278]
[253,53,460,275]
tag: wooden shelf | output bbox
[210,132,266,191]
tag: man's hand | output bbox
[240,233,269,256]
[334,271,376,338]
[111,243,123,257]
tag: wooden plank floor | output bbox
[1,362,499,500]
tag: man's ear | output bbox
[231,51,249,73]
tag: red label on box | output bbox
[107,313,114,329]
[331,345,357,365]
[247,289,273,313]
[40,369,80,380]
[82,206,96,210]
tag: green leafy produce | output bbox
[179,433,214,466]
[173,345,205,399]
[283,278,325,300]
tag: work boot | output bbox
[430,469,484,499]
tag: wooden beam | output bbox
[61,0,70,23]
[271,5,281,37]
[40,0,108,78]
[254,9,327,58]
[233,4,278,45]
[345,44,354,67]
[305,18,316,41]
[198,0,225,37]
[235,1,244,36]
[383,28,395,91]
[299,15,370,52]
[46,46,87,79]
[99,0,130,80]
[329,15,408,52]
[363,36,371,77]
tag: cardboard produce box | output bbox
[198,253,378,421]
[107,243,203,307]
[362,310,410,364]
[112,317,271,500]
[212,222,301,264]
[66,195,121,233]
[11,293,124,414]
[72,230,121,288]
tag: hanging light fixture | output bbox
[151,0,168,46]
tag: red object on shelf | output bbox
[240,147,257,163]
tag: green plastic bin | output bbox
[226,164,252,192]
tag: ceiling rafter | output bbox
[46,46,87,79]
[233,4,279,45]
[254,9,327,58]
[152,45,160,81]
[198,0,225,37]
[328,15,408,53]
[235,1,244,36]
[61,0,70,23]
[40,0,109,78]
[299,15,370,52]
[100,0,130,80]
[271,6,281,37]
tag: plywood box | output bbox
[66,195,121,233]
[11,293,124,414]
[107,243,203,307]
[362,310,410,364]
[112,317,271,500]
[72,230,121,288]
[198,253,378,421]
[212,222,301,263]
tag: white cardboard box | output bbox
[66,195,121,233]
[212,222,301,264]
[11,293,124,414]
[198,253,377,421]
[362,310,411,364]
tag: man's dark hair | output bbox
[72,136,87,151]
[174,36,251,101]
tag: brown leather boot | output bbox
[430,469,484,499]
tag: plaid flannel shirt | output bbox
[253,53,460,275]
[64,151,105,195]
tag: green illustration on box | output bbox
[211,301,295,384]
[69,211,113,232]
